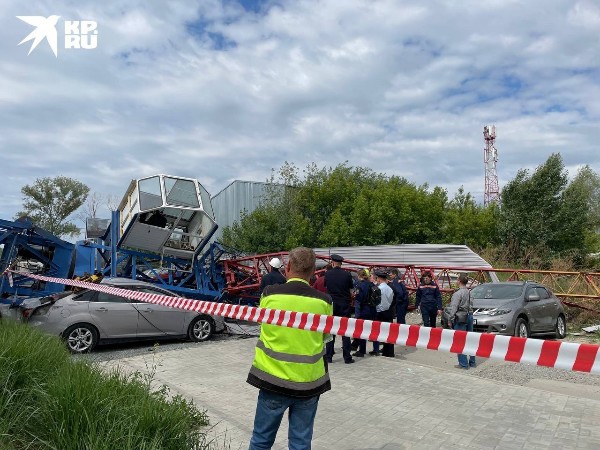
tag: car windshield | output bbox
[471,284,523,300]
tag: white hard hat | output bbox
[269,257,283,269]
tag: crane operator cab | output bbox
[117,175,217,260]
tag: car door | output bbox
[89,291,139,339]
[535,286,557,330]
[523,286,545,332]
[133,287,186,337]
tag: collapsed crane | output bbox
[2,175,599,308]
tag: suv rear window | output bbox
[471,284,524,300]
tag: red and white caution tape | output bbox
[8,271,600,374]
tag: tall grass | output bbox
[0,321,210,450]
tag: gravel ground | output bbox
[75,313,600,392]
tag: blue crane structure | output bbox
[1,175,255,303]
[0,217,74,302]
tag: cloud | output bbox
[0,0,598,226]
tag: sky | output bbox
[1,0,599,224]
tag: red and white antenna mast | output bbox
[483,125,500,206]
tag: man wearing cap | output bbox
[259,257,287,295]
[324,254,355,364]
[371,270,395,357]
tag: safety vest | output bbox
[247,278,333,398]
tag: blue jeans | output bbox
[453,314,476,368]
[249,389,320,450]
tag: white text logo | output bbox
[17,16,98,57]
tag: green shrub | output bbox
[0,321,209,450]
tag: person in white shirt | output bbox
[370,270,395,358]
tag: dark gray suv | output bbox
[469,281,566,338]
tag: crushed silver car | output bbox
[23,278,226,353]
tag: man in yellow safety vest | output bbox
[247,247,333,450]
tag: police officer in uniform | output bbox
[389,268,409,324]
[324,254,355,364]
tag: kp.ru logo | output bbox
[17,15,98,57]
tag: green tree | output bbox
[16,176,90,237]
[559,165,600,259]
[444,187,499,248]
[498,153,600,264]
[223,162,498,252]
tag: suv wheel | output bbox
[555,315,567,339]
[514,317,529,338]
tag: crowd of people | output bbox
[256,253,459,364]
[247,248,475,450]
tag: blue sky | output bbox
[1,0,599,226]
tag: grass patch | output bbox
[0,320,210,450]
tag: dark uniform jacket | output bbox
[355,279,374,319]
[390,278,408,306]
[259,269,286,295]
[415,280,442,310]
[324,266,353,316]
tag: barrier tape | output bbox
[6,271,600,374]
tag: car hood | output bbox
[473,298,519,310]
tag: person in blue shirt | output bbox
[371,270,395,357]
[415,271,442,328]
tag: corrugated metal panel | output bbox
[211,180,282,240]
[312,244,493,269]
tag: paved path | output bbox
[107,337,600,450]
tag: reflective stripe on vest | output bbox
[256,340,326,364]
[249,365,330,391]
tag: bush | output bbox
[0,321,209,450]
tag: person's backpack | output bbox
[368,284,381,308]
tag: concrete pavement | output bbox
[107,337,600,450]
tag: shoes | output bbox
[469,363,477,368]
[325,357,333,363]
[344,359,355,364]
[368,351,380,356]
[455,365,469,370]
[352,352,365,357]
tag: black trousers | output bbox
[396,302,408,324]
[326,301,352,362]
[377,309,395,357]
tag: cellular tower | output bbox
[483,125,500,206]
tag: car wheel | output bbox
[555,315,567,339]
[514,317,529,338]
[188,315,214,342]
[63,323,98,353]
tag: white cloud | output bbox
[0,0,598,227]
